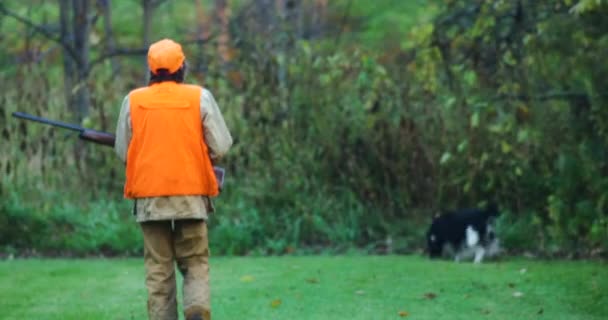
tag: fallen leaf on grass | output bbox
[398,311,409,317]
[423,292,437,300]
[306,278,319,284]
[512,291,524,298]
[240,275,255,283]
[270,299,282,308]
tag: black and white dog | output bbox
[427,204,500,263]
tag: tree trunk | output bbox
[195,0,211,74]
[255,0,275,29]
[142,0,153,84]
[71,0,91,120]
[142,0,153,47]
[277,0,300,37]
[59,0,92,121]
[59,0,76,119]
[100,0,120,74]
[313,0,327,37]
[142,0,167,83]
[275,0,299,112]
[214,0,231,69]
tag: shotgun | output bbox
[12,111,225,188]
[13,111,116,147]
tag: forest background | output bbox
[0,0,607,258]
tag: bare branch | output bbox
[0,3,82,66]
[88,47,148,69]
[181,33,218,46]
[152,0,169,8]
[87,34,218,73]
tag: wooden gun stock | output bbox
[79,130,116,147]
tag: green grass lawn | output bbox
[0,255,606,320]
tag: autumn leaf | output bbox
[423,292,437,300]
[398,310,409,317]
[306,278,319,284]
[270,299,282,308]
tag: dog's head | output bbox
[482,202,501,243]
[484,202,500,220]
[427,233,443,258]
[426,216,445,258]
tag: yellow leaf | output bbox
[399,311,409,317]
[270,299,282,308]
[305,278,319,284]
[501,141,512,154]
[440,152,451,165]
[515,167,523,176]
[82,117,93,128]
[240,275,255,283]
[471,112,480,128]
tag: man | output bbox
[115,38,232,320]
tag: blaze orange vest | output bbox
[124,82,219,198]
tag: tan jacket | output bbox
[115,86,232,222]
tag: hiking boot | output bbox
[185,306,210,320]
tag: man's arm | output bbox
[114,96,132,163]
[200,88,233,160]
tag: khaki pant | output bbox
[140,219,211,320]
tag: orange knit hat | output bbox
[147,39,185,74]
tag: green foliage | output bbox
[0,187,140,256]
[495,210,544,251]
[339,0,440,50]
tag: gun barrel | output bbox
[12,112,84,132]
